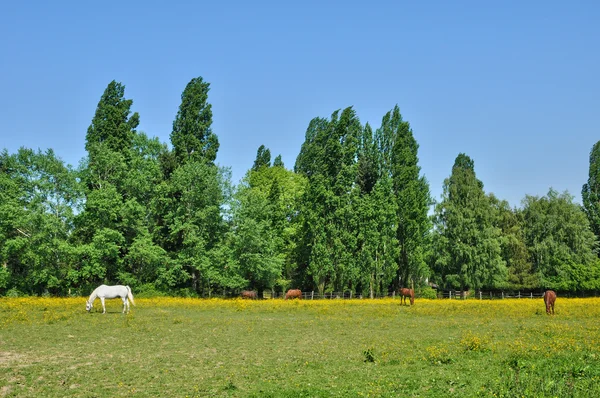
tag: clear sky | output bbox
[1,1,598,207]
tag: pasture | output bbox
[1,297,600,397]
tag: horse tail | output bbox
[127,286,135,306]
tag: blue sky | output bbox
[1,1,598,207]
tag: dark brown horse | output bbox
[241,290,257,299]
[543,290,557,315]
[399,288,414,305]
[285,289,302,300]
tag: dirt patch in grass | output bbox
[0,351,23,366]
[0,385,12,397]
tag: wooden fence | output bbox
[258,290,599,300]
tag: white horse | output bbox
[86,285,135,314]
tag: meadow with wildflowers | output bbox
[1,297,600,397]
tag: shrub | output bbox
[418,286,437,299]
[6,288,24,298]
[134,283,167,298]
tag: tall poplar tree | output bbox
[356,123,399,297]
[385,106,431,289]
[295,107,361,294]
[582,140,600,245]
[76,80,141,288]
[433,153,505,292]
[252,145,271,171]
[85,80,140,160]
[170,77,219,165]
[163,76,229,295]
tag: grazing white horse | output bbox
[86,285,135,314]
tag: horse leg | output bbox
[122,297,127,313]
[100,297,106,314]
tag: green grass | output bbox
[1,297,600,397]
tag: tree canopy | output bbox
[1,78,598,297]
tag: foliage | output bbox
[522,189,599,290]
[489,194,538,290]
[85,80,140,160]
[418,286,437,299]
[582,140,600,246]
[379,105,431,288]
[295,108,362,294]
[170,76,219,164]
[252,144,271,170]
[433,153,506,291]
[0,148,82,295]
[232,150,307,295]
[2,75,599,296]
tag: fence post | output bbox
[490,291,492,299]
[518,291,521,299]
[393,291,395,299]
[502,292,504,299]
[311,291,314,300]
[530,292,533,299]
[449,291,452,299]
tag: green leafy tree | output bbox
[0,148,82,295]
[76,80,154,289]
[582,140,600,246]
[252,145,271,171]
[354,123,399,297]
[233,149,307,296]
[166,161,229,295]
[433,153,506,292]
[382,105,431,289]
[356,123,379,195]
[295,108,361,294]
[85,80,140,161]
[356,176,399,298]
[157,76,231,295]
[522,189,599,290]
[273,155,284,168]
[170,77,219,165]
[488,194,537,290]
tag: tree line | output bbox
[1,77,599,297]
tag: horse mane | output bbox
[87,286,100,303]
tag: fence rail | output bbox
[255,290,600,300]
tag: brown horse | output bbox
[399,288,414,305]
[285,289,302,300]
[543,290,557,315]
[241,290,257,299]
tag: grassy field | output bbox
[1,296,600,397]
